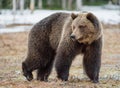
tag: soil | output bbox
[0,24,120,88]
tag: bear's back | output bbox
[28,12,70,54]
[32,12,69,32]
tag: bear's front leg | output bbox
[55,41,77,81]
[83,37,102,83]
[55,52,75,81]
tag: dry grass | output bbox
[0,24,120,88]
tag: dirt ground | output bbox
[0,24,120,88]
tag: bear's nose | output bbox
[70,35,75,39]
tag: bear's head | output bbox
[70,12,102,44]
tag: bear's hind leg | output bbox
[37,61,53,81]
[37,68,46,81]
[37,51,55,82]
[22,62,33,81]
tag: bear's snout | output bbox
[70,35,76,40]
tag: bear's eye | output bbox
[79,25,86,32]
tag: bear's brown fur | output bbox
[22,12,103,83]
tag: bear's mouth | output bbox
[78,37,84,41]
[71,38,76,41]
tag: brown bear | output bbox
[22,12,103,83]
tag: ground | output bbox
[0,24,120,88]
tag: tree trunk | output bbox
[68,0,73,10]
[62,0,67,9]
[76,0,82,10]
[30,0,35,13]
[20,0,24,14]
[47,0,52,7]
[16,0,20,9]
[90,0,94,3]
[13,0,16,14]
[0,0,2,9]
[38,0,42,9]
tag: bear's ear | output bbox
[86,12,99,28]
[71,13,78,20]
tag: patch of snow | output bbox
[0,6,119,25]
[0,25,32,34]
[0,6,120,33]
[92,10,120,24]
[102,5,120,10]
